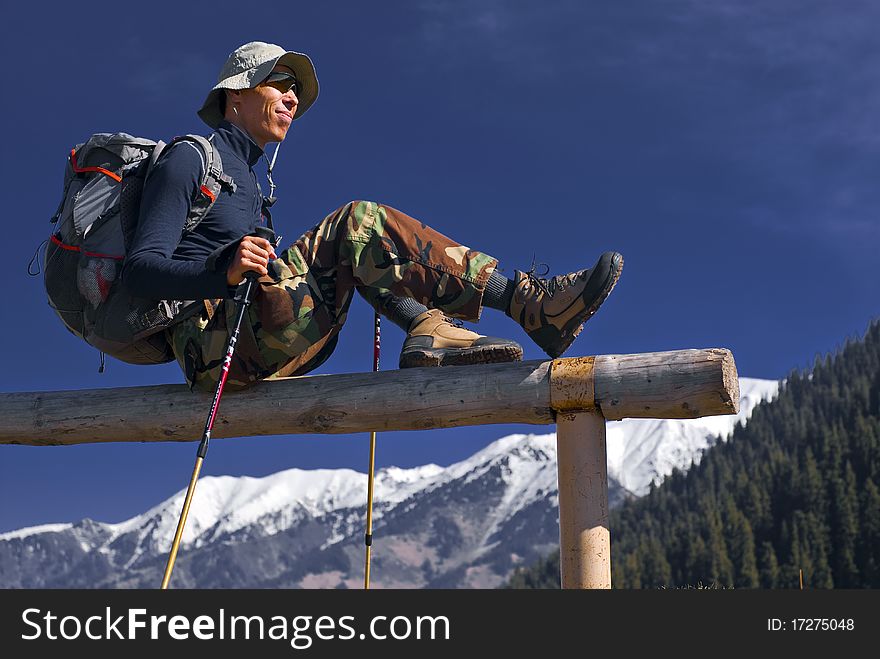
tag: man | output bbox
[122,42,623,392]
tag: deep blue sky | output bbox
[1,1,878,532]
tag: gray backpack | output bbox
[43,132,235,367]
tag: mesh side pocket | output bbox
[77,256,121,310]
[43,235,85,337]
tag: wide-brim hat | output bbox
[198,41,319,129]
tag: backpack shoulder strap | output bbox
[165,134,236,232]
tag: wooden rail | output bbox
[0,347,740,589]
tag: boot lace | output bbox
[523,259,586,297]
[440,312,464,328]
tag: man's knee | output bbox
[337,199,379,217]
[328,200,381,241]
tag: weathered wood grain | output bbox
[0,348,739,446]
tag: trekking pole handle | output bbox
[238,226,279,288]
[252,226,280,248]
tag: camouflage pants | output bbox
[168,200,499,391]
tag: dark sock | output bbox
[383,296,429,332]
[483,270,516,314]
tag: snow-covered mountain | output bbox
[607,377,779,495]
[0,377,777,589]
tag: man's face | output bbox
[233,64,299,147]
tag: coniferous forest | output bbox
[507,320,880,589]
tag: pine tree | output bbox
[707,503,734,586]
[617,550,641,588]
[829,461,860,586]
[639,537,672,587]
[857,478,880,586]
[759,541,780,588]
[727,506,759,587]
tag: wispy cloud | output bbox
[120,37,215,101]
[405,1,880,151]
[399,0,880,242]
[405,0,579,73]
[658,1,880,150]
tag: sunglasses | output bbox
[261,71,299,96]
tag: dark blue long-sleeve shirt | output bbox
[122,120,266,300]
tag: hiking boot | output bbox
[508,251,624,359]
[399,308,524,368]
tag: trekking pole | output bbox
[160,226,276,590]
[364,311,381,589]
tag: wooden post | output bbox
[556,411,610,589]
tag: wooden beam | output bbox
[0,348,739,446]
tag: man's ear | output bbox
[223,89,244,117]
